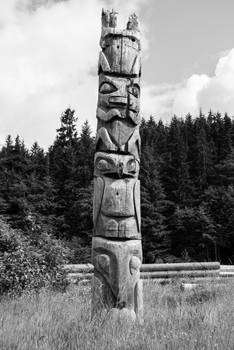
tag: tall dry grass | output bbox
[0,279,233,350]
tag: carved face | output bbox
[93,153,141,238]
[97,74,140,125]
[94,152,139,178]
[99,35,141,76]
[92,237,142,310]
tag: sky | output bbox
[1,0,234,148]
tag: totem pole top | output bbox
[100,9,141,48]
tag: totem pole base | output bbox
[91,237,143,323]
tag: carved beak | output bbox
[117,162,124,178]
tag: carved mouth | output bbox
[129,107,137,113]
[109,96,127,107]
[101,211,134,218]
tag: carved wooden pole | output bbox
[92,9,143,322]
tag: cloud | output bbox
[5,0,234,150]
[0,0,147,148]
[146,48,234,121]
[141,82,182,121]
[172,74,210,116]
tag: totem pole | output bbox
[92,9,143,322]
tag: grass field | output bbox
[0,279,233,350]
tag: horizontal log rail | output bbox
[140,270,219,279]
[63,262,234,283]
[63,262,234,284]
[141,262,220,272]
[63,262,221,274]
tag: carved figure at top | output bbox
[109,9,118,28]
[97,10,141,160]
[100,11,141,76]
[101,9,109,27]
[127,13,139,31]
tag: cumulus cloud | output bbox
[147,48,234,121]
[141,82,182,121]
[0,0,147,148]
[3,0,233,149]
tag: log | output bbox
[66,272,92,281]
[63,264,94,273]
[220,271,234,277]
[140,270,219,279]
[64,262,220,274]
[141,262,220,272]
[65,270,220,284]
[220,265,234,273]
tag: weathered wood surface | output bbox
[63,264,94,273]
[140,270,219,279]
[141,262,220,272]
[91,237,142,320]
[92,9,143,321]
[67,273,93,281]
[93,175,141,239]
[64,262,221,274]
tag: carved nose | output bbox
[109,96,127,106]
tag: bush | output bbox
[0,216,70,296]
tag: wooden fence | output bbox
[63,262,234,284]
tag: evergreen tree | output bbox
[169,206,216,261]
[77,120,95,188]
[0,136,30,229]
[201,186,234,262]
[49,108,80,237]
[0,110,234,264]
[140,144,173,262]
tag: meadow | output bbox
[0,279,233,350]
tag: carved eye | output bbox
[127,159,136,173]
[96,159,110,171]
[99,82,117,94]
[129,256,141,275]
[131,85,140,98]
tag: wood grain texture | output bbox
[91,237,142,318]
[93,177,141,239]
[92,9,142,321]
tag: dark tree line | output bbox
[0,108,234,264]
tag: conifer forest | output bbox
[1,107,234,285]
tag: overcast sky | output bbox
[1,0,234,148]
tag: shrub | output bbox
[0,216,70,296]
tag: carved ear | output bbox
[130,55,141,76]
[134,180,141,233]
[93,177,105,229]
[127,128,141,161]
[97,254,110,274]
[98,52,111,74]
[129,256,141,274]
[96,127,117,152]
